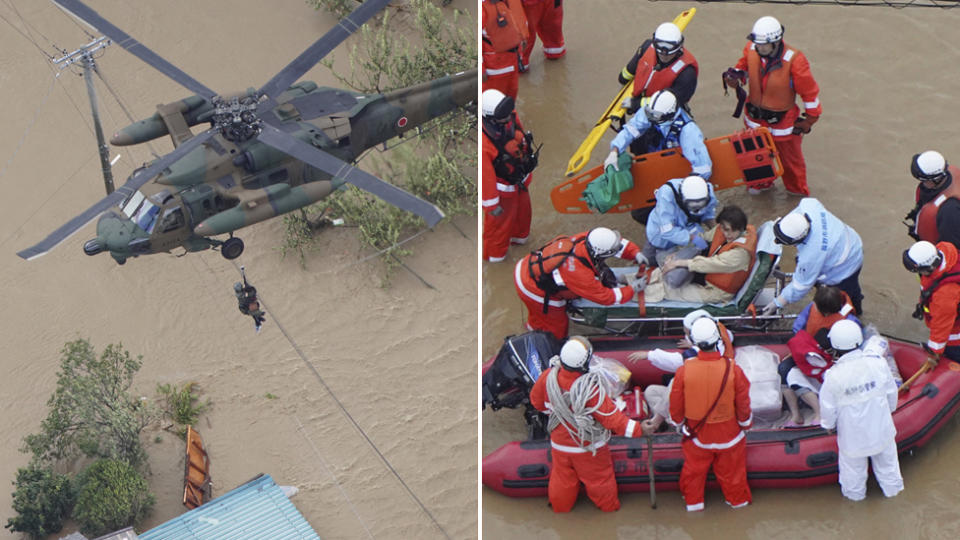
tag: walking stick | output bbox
[646,433,657,509]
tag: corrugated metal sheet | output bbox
[138,474,320,540]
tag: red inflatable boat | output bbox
[482,332,960,497]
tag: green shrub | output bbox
[73,459,154,538]
[4,465,74,539]
[156,382,210,432]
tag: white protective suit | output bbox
[819,349,903,501]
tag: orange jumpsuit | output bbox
[482,114,533,262]
[515,232,640,339]
[482,0,529,99]
[530,366,641,512]
[669,350,752,511]
[919,242,960,361]
[733,42,821,195]
[519,0,565,69]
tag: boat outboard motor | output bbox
[482,331,562,439]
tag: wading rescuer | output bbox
[235,266,266,333]
[903,240,960,363]
[529,336,645,512]
[669,317,752,511]
[515,227,646,340]
[723,16,821,196]
[482,89,539,262]
[618,22,698,120]
[519,0,566,71]
[904,151,960,249]
[819,320,903,501]
[482,0,529,99]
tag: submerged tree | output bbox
[4,465,74,539]
[72,459,154,537]
[23,339,157,469]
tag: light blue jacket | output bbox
[645,177,718,249]
[610,108,712,179]
[780,198,864,305]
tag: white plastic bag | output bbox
[735,345,783,423]
[589,354,631,397]
[862,324,903,386]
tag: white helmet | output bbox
[481,89,514,121]
[644,90,678,124]
[653,22,683,55]
[750,16,784,44]
[690,317,721,350]
[773,212,811,245]
[911,150,948,182]
[680,175,710,213]
[827,319,863,353]
[559,336,593,372]
[683,309,713,332]
[586,227,622,259]
[903,240,942,273]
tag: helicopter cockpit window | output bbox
[129,197,161,233]
[158,207,185,233]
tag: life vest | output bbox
[918,242,960,323]
[703,225,758,294]
[804,291,855,336]
[482,0,529,53]
[787,329,833,383]
[635,114,689,153]
[631,46,699,99]
[527,235,612,312]
[482,114,537,184]
[914,167,960,243]
[681,352,736,424]
[746,43,798,115]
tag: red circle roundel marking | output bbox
[397,116,408,128]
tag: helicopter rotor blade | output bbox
[17,129,216,261]
[256,124,444,228]
[257,0,391,104]
[52,0,218,102]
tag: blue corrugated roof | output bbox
[139,474,320,540]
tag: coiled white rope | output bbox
[544,358,617,455]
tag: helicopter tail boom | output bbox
[348,68,477,153]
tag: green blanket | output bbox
[580,152,634,213]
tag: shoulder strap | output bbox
[685,358,732,440]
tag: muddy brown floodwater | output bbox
[0,1,477,539]
[483,2,960,538]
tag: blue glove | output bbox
[692,235,708,250]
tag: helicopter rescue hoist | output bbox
[17,0,476,265]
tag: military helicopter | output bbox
[17,0,476,265]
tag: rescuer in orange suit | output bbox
[482,0,529,99]
[519,0,565,71]
[904,151,960,249]
[482,89,538,263]
[515,227,646,339]
[670,317,753,511]
[903,241,960,363]
[723,16,822,196]
[529,336,646,512]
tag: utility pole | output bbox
[53,36,115,195]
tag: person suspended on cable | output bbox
[902,240,960,363]
[762,198,864,316]
[234,266,266,333]
[903,151,960,249]
[617,22,698,121]
[604,89,712,179]
[529,336,647,512]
